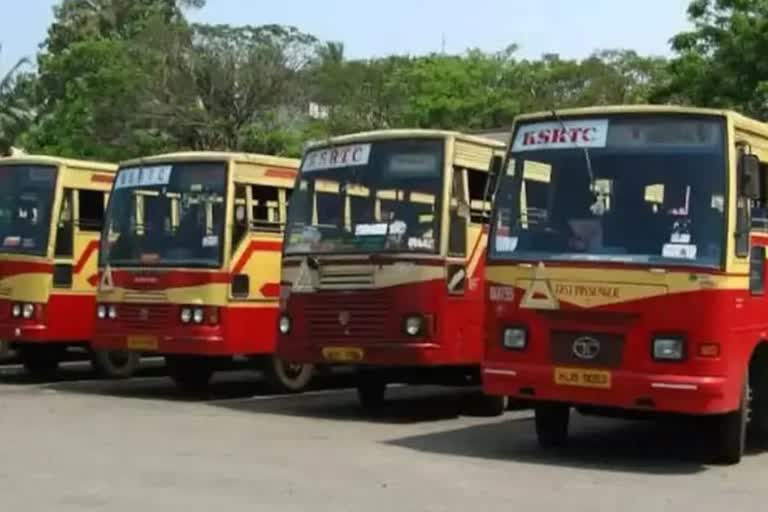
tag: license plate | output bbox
[126,335,159,351]
[322,347,364,363]
[554,367,612,389]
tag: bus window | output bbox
[232,184,248,251]
[55,189,74,257]
[449,168,468,257]
[251,185,281,233]
[468,168,489,225]
[78,189,106,232]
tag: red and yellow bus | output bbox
[483,105,768,464]
[0,155,134,377]
[277,130,507,413]
[92,152,314,392]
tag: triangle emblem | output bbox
[520,262,559,310]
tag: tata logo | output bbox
[572,336,601,360]
[139,308,149,321]
[338,311,351,327]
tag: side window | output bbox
[55,189,74,257]
[78,189,106,232]
[467,169,489,225]
[251,185,281,233]
[232,184,248,252]
[448,168,468,257]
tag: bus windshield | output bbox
[285,139,444,255]
[102,162,227,268]
[0,165,58,257]
[489,115,727,269]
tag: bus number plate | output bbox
[127,335,159,351]
[554,367,611,389]
[322,347,364,363]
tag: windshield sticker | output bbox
[302,144,372,172]
[407,237,435,251]
[140,253,161,264]
[28,168,55,182]
[387,154,439,177]
[22,238,35,249]
[115,165,172,190]
[3,236,20,247]
[662,243,698,260]
[202,235,219,248]
[512,119,609,152]
[495,235,519,252]
[355,223,388,236]
[670,233,691,244]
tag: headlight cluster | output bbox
[653,336,685,361]
[11,303,38,319]
[502,327,528,350]
[179,306,217,325]
[97,304,118,320]
[278,315,291,334]
[402,315,425,337]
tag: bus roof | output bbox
[514,104,765,126]
[119,151,299,169]
[306,129,506,150]
[0,154,117,172]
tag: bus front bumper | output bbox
[0,322,51,343]
[482,363,734,415]
[93,332,229,356]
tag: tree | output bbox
[658,0,768,116]
[0,46,34,156]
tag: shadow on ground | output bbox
[384,410,758,475]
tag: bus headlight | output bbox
[279,315,291,335]
[502,327,528,350]
[192,308,205,324]
[403,315,424,337]
[107,305,118,320]
[653,337,685,361]
[22,304,35,319]
[11,304,21,318]
[97,305,107,319]
[180,307,192,324]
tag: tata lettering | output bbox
[512,120,609,151]
[303,144,372,172]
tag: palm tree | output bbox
[0,45,34,156]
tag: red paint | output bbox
[73,240,99,274]
[107,269,230,290]
[92,305,278,356]
[91,174,114,184]
[265,168,298,179]
[0,259,53,278]
[0,293,95,344]
[259,282,280,298]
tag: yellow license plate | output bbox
[322,347,364,363]
[554,367,612,389]
[126,335,159,351]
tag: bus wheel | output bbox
[357,372,387,411]
[463,394,508,417]
[712,373,749,465]
[166,355,214,394]
[535,404,570,449]
[261,357,314,393]
[19,345,61,379]
[90,349,140,379]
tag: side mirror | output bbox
[739,153,761,199]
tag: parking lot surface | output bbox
[1,362,767,511]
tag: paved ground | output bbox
[1,362,767,512]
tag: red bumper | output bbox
[482,362,734,415]
[0,322,58,344]
[92,331,235,356]
[278,339,476,367]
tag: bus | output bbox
[482,105,768,464]
[277,130,508,413]
[0,155,133,377]
[91,152,314,392]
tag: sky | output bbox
[0,0,693,74]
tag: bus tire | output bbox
[261,356,314,393]
[166,355,214,394]
[463,394,508,417]
[357,373,387,411]
[535,404,570,449]
[90,349,140,379]
[19,345,60,379]
[712,374,748,465]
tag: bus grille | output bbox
[550,331,625,369]
[123,290,168,303]
[318,267,375,290]
[118,304,174,330]
[305,293,389,343]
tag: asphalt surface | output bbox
[1,362,767,511]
